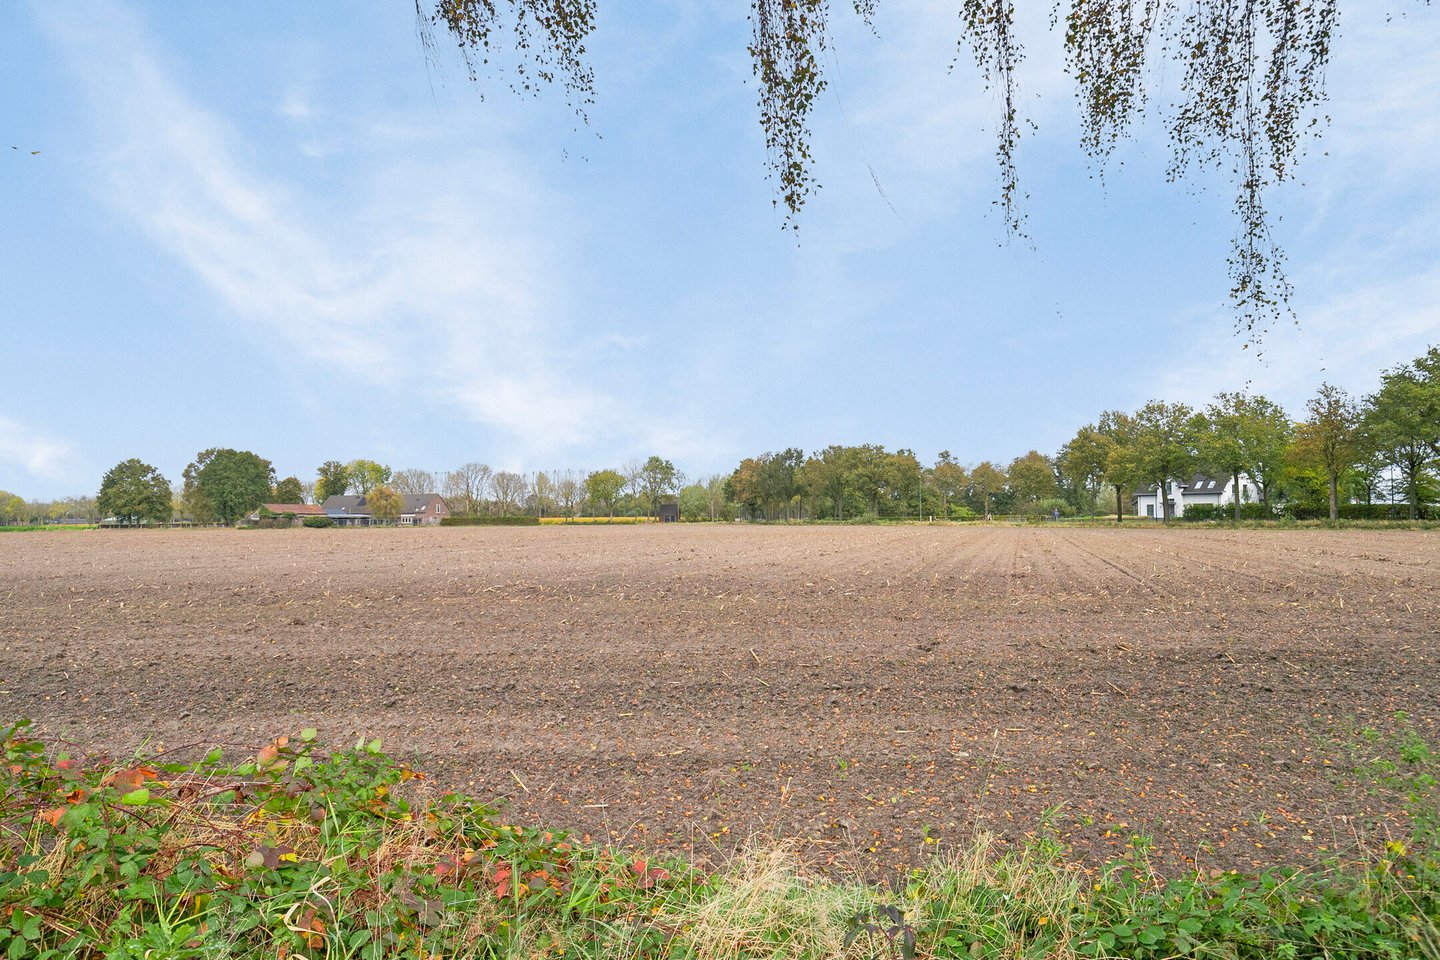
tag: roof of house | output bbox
[259,503,326,516]
[1135,474,1235,497]
[322,493,446,516]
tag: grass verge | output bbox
[3,718,1437,958]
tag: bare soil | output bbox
[3,525,1437,876]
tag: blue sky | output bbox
[2,1,1437,498]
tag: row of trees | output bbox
[1057,346,1439,522]
[720,445,1054,521]
[716,348,1439,523]
[0,492,100,525]
[17,346,1435,528]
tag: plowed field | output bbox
[3,525,1437,874]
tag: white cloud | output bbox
[1144,264,1440,414]
[1138,5,1440,414]
[37,1,695,466]
[0,415,78,482]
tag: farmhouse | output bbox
[245,503,327,524]
[1134,474,1261,519]
[322,493,451,525]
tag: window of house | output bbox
[1146,504,1155,518]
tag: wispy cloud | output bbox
[37,1,692,467]
[0,415,78,483]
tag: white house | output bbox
[1134,473,1261,519]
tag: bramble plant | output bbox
[0,722,693,959]
[3,716,1438,959]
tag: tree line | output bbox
[6,346,1434,527]
[722,347,1438,523]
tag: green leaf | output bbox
[119,787,150,805]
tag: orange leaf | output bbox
[40,808,64,827]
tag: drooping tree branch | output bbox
[957,0,1027,237]
[420,0,598,123]
[748,0,831,229]
[423,0,1416,347]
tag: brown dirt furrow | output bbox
[2,525,1437,877]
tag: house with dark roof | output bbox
[1134,474,1260,519]
[322,493,450,526]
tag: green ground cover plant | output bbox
[3,717,1437,959]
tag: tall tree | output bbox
[930,451,969,519]
[969,461,1007,518]
[584,469,625,518]
[1129,401,1198,522]
[1058,426,1110,515]
[555,470,583,517]
[1195,392,1291,519]
[532,472,556,517]
[798,446,855,520]
[443,462,492,515]
[392,468,438,495]
[1007,450,1058,507]
[315,461,352,503]
[97,459,173,525]
[702,473,730,521]
[347,460,392,495]
[490,471,529,514]
[272,476,305,504]
[639,456,681,518]
[1365,349,1440,518]
[366,484,404,522]
[755,449,803,520]
[186,449,274,525]
[1293,383,1363,521]
[0,491,24,524]
[1095,410,1141,522]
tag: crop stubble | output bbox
[2,524,1437,874]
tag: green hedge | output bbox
[1182,503,1277,522]
[1289,503,1411,521]
[440,515,540,526]
[302,515,334,528]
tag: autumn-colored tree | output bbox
[366,484,404,522]
[0,490,27,524]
